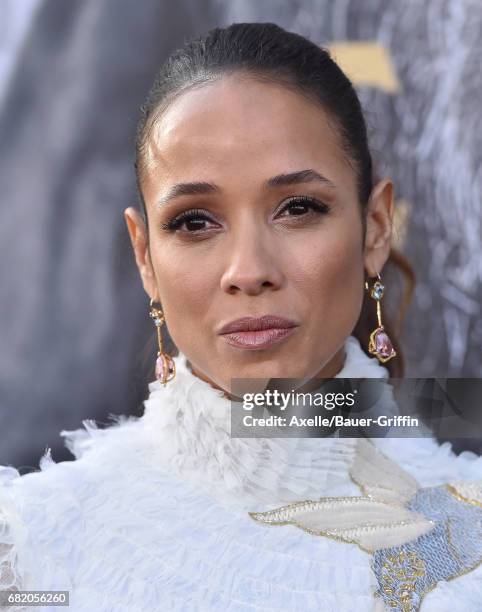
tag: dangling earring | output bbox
[364,272,397,363]
[149,298,176,386]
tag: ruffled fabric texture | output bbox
[138,334,394,511]
[0,464,76,612]
[0,334,481,611]
[1,451,378,612]
[0,466,27,595]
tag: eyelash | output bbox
[160,195,330,233]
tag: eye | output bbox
[160,196,330,235]
[160,208,218,233]
[276,195,330,219]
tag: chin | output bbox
[235,358,298,380]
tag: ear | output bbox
[124,207,158,300]
[363,178,395,276]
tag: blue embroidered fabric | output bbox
[372,485,482,611]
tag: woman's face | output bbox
[125,74,393,393]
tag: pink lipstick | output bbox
[218,315,299,350]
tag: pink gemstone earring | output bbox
[364,273,397,363]
[149,298,176,386]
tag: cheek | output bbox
[149,243,216,336]
[286,218,364,325]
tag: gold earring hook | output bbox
[364,271,382,291]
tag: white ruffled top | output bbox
[139,334,393,511]
[0,335,481,612]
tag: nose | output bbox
[219,223,284,296]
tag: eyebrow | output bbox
[157,169,336,208]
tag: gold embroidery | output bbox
[248,438,482,611]
[379,550,426,611]
[446,483,482,508]
[249,495,434,554]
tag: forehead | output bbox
[142,74,355,197]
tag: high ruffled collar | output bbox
[140,335,393,511]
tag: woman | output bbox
[1,22,481,612]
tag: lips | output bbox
[218,315,299,350]
[218,315,299,335]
